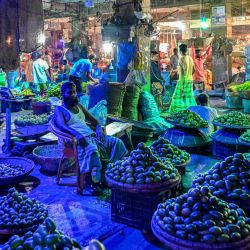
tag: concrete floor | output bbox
[0,96,234,249]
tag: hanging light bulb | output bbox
[201,16,208,30]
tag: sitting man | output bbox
[54,81,127,194]
[188,93,218,135]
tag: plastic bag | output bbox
[79,95,89,109]
[49,97,62,106]
[143,117,173,134]
[124,69,146,87]
[140,91,160,120]
[89,100,107,126]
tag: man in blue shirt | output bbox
[69,54,97,94]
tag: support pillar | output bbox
[211,3,232,84]
[137,0,151,92]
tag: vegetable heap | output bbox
[213,111,250,127]
[1,218,81,250]
[0,188,48,230]
[168,110,208,128]
[236,81,250,91]
[0,163,25,177]
[193,153,250,200]
[153,185,250,243]
[150,137,190,166]
[106,142,180,184]
[240,130,250,143]
[14,114,49,127]
[47,85,61,98]
[22,89,34,96]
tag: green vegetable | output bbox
[106,142,180,185]
[14,114,49,127]
[1,217,82,249]
[240,130,250,143]
[193,153,250,201]
[0,188,48,230]
[214,111,250,127]
[154,186,250,243]
[168,109,208,128]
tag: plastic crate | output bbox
[212,141,249,160]
[111,185,181,230]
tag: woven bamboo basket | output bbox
[0,157,35,187]
[151,213,250,250]
[105,174,181,194]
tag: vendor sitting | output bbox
[188,93,218,135]
[54,81,127,195]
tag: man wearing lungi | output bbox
[54,81,127,195]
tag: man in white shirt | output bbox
[32,51,51,94]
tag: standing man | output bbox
[170,48,179,85]
[191,43,212,93]
[69,54,98,95]
[32,51,51,95]
[150,51,165,108]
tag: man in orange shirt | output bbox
[191,44,212,93]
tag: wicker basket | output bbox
[105,174,181,194]
[151,214,250,250]
[0,157,35,187]
[15,124,49,139]
[32,145,74,175]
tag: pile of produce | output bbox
[168,110,208,128]
[0,188,48,230]
[236,81,250,91]
[33,96,49,102]
[14,114,49,127]
[193,153,250,200]
[240,130,250,143]
[106,142,180,184]
[47,85,61,98]
[213,111,250,127]
[153,186,250,243]
[22,89,34,96]
[0,163,25,177]
[150,137,190,166]
[1,217,82,249]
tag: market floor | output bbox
[0,96,229,249]
[0,153,218,249]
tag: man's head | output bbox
[151,51,159,61]
[173,48,178,55]
[61,81,79,107]
[196,93,209,106]
[179,44,187,55]
[195,48,202,58]
[31,51,41,61]
[88,54,96,64]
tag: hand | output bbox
[76,134,88,146]
[95,125,104,141]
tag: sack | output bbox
[134,51,144,70]
[143,117,173,134]
[107,83,126,117]
[79,95,89,109]
[124,69,146,87]
[89,100,107,126]
[87,79,109,109]
[122,84,141,120]
[139,91,160,120]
